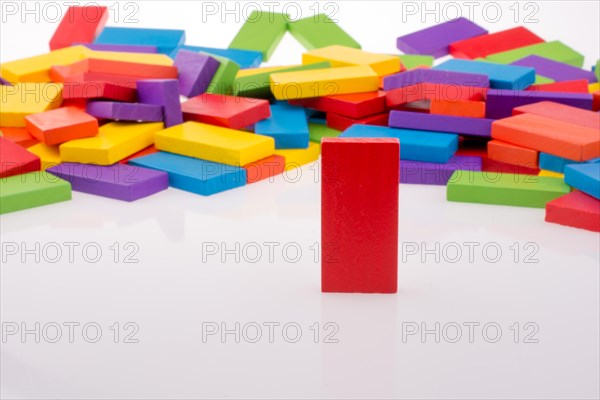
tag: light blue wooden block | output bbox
[255,104,309,149]
[95,27,186,55]
[434,59,535,90]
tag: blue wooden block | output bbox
[95,27,186,55]
[339,125,458,163]
[129,151,246,196]
[564,163,600,199]
[174,46,262,69]
[254,104,309,149]
[539,153,600,173]
[434,59,535,90]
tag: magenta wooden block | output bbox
[174,50,221,97]
[136,79,183,127]
[396,17,487,58]
[383,68,489,90]
[401,155,482,185]
[389,111,494,138]
[512,55,598,83]
[485,89,594,119]
[86,101,163,122]
[47,162,169,201]
[79,43,159,53]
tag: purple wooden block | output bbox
[383,68,489,91]
[485,89,594,119]
[396,17,487,58]
[174,50,220,97]
[78,43,159,53]
[47,162,169,202]
[512,55,598,83]
[0,77,10,85]
[389,111,494,138]
[87,101,163,122]
[136,79,183,127]
[400,155,483,185]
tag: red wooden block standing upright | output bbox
[50,6,108,50]
[321,138,399,293]
[0,137,40,178]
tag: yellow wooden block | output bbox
[0,83,63,127]
[236,65,294,78]
[302,45,401,77]
[274,142,321,170]
[86,49,173,66]
[0,46,88,82]
[28,143,61,170]
[539,170,564,179]
[60,122,163,165]
[270,66,378,100]
[589,82,600,93]
[155,121,275,166]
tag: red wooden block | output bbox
[62,80,137,102]
[61,98,88,111]
[289,91,386,119]
[386,82,487,107]
[243,155,286,183]
[321,138,399,293]
[546,191,600,232]
[50,59,178,82]
[513,101,600,130]
[119,145,159,164]
[326,112,389,131]
[25,106,98,145]
[526,79,590,93]
[593,91,600,112]
[487,139,538,168]
[449,27,544,59]
[0,137,40,178]
[49,6,108,50]
[182,94,271,129]
[483,158,540,176]
[430,99,485,118]
[0,127,38,147]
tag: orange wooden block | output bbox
[50,58,178,82]
[385,82,487,107]
[526,79,590,93]
[119,145,158,164]
[0,127,38,147]
[25,106,99,145]
[491,113,600,161]
[513,101,600,130]
[430,99,485,118]
[487,139,538,168]
[243,155,286,183]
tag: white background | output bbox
[1,1,599,399]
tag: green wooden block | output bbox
[398,54,434,70]
[229,11,288,62]
[1,172,71,214]
[534,75,555,84]
[308,123,341,143]
[447,171,570,208]
[486,41,584,68]
[233,61,331,98]
[595,60,599,81]
[288,14,360,50]
[203,53,240,95]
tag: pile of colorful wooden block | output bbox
[1,6,599,235]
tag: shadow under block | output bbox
[86,101,164,122]
[339,124,458,163]
[485,89,593,119]
[94,27,186,54]
[154,121,275,166]
[487,140,538,168]
[27,143,62,170]
[136,79,183,128]
[308,123,341,143]
[321,138,399,293]
[289,91,386,119]
[447,171,570,208]
[401,155,482,185]
[545,191,600,232]
[449,27,544,59]
[254,104,309,149]
[434,59,535,89]
[1,83,63,127]
[288,14,360,50]
[129,151,246,196]
[383,68,489,91]
[59,121,164,165]
[228,11,288,61]
[274,142,321,170]
[0,172,71,214]
[430,99,485,118]
[270,66,379,100]
[243,155,286,184]
[302,46,401,77]
[389,111,493,138]
[181,94,271,130]
[50,6,108,50]
[485,41,584,68]
[174,50,220,98]
[491,114,600,161]
[512,101,600,130]
[47,162,169,201]
[396,17,487,58]
[512,55,598,83]
[564,164,600,199]
[0,137,40,178]
[25,106,98,145]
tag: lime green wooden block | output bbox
[203,53,240,95]
[535,75,554,84]
[233,61,330,98]
[0,172,71,214]
[595,60,599,81]
[309,123,341,143]
[447,171,570,208]
[486,41,584,68]
[229,11,288,62]
[398,55,434,69]
[288,14,360,50]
